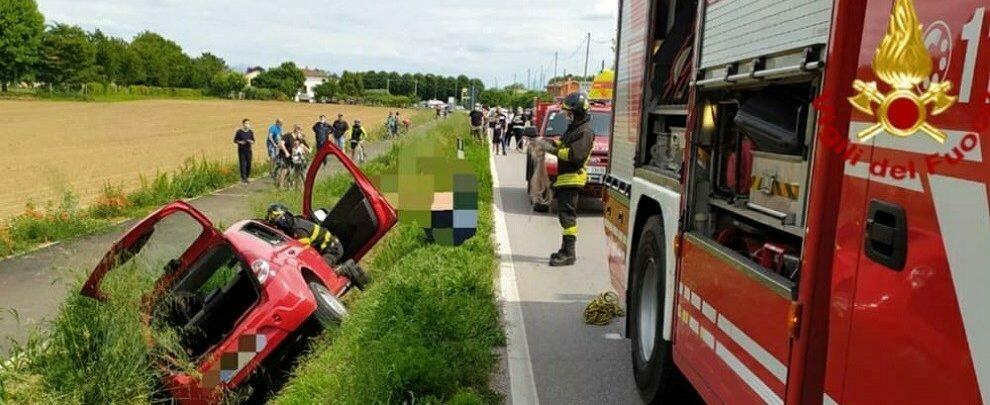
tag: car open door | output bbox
[303,143,398,263]
[82,201,225,301]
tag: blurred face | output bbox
[564,109,575,121]
[244,121,251,129]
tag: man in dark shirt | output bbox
[332,114,349,150]
[312,114,332,151]
[233,118,255,183]
[469,106,484,140]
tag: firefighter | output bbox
[532,91,594,266]
[265,203,344,265]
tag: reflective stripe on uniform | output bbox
[562,225,578,236]
[555,170,588,187]
[558,147,571,161]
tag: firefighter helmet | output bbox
[265,203,294,230]
[561,91,590,114]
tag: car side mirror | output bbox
[523,127,538,138]
[313,209,329,223]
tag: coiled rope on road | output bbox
[583,292,625,326]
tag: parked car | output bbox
[81,144,397,403]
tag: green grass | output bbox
[0,86,211,103]
[0,260,191,404]
[0,115,502,404]
[268,116,504,404]
[0,158,269,257]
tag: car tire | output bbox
[336,260,370,290]
[628,215,679,403]
[307,280,347,327]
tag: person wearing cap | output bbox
[531,91,594,266]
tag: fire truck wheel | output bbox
[629,215,677,402]
[308,280,348,327]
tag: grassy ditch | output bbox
[0,114,503,404]
[268,116,505,404]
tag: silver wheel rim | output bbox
[313,283,348,318]
[638,257,659,362]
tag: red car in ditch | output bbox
[81,144,397,403]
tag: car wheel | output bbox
[336,260,370,290]
[307,280,347,327]
[628,215,679,403]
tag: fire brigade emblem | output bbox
[848,0,956,143]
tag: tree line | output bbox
[0,0,531,106]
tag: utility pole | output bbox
[553,52,558,83]
[584,32,591,78]
[414,79,418,98]
[386,78,390,94]
[540,65,545,89]
[527,68,531,90]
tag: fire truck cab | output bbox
[604,0,989,404]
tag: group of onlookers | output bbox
[232,113,369,188]
[468,104,532,155]
[384,111,409,139]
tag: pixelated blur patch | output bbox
[374,138,478,246]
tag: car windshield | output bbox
[544,111,612,137]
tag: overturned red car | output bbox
[81,144,397,403]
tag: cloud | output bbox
[35,0,618,87]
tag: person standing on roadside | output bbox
[313,114,332,152]
[267,118,284,179]
[469,105,484,140]
[531,91,594,266]
[233,118,255,183]
[332,113,349,149]
[350,119,367,163]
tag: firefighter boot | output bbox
[549,235,576,266]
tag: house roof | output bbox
[246,66,264,74]
[301,67,327,78]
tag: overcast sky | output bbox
[36,0,619,88]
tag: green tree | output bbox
[338,71,364,96]
[90,30,131,84]
[252,61,305,98]
[313,79,338,100]
[0,0,45,91]
[129,31,191,87]
[189,52,227,89]
[207,71,246,98]
[36,24,97,87]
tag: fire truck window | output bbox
[687,83,816,285]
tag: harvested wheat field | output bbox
[0,99,414,219]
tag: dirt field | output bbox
[0,99,414,219]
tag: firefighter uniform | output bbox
[543,91,595,266]
[265,204,343,264]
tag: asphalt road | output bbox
[491,148,642,405]
[0,138,399,355]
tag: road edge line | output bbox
[490,150,540,405]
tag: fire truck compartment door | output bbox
[699,0,833,74]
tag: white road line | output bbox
[490,152,540,405]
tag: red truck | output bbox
[604,0,989,404]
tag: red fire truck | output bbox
[603,0,988,404]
